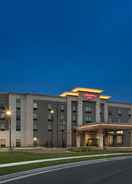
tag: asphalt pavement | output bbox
[2,157,132,184]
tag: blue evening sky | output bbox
[0,0,132,102]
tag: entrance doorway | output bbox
[104,130,123,147]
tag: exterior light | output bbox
[6,110,12,117]
[33,137,37,142]
[99,95,111,100]
[50,110,55,114]
[117,130,123,135]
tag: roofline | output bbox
[76,123,132,131]
[109,101,132,106]
[0,92,66,99]
[72,87,103,94]
[0,93,131,105]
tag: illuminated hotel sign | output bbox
[83,93,99,101]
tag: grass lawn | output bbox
[0,155,127,176]
[0,150,131,164]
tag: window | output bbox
[0,123,5,130]
[33,120,38,131]
[16,110,21,120]
[0,113,5,120]
[0,105,5,110]
[116,136,123,145]
[128,114,131,118]
[118,118,121,123]
[48,113,53,121]
[72,114,76,122]
[128,111,131,117]
[72,105,77,112]
[60,113,64,121]
[48,104,52,110]
[16,99,21,109]
[118,109,122,116]
[109,117,112,123]
[16,120,21,131]
[0,139,6,147]
[33,113,38,120]
[60,124,65,130]
[48,123,52,130]
[108,111,112,116]
[85,115,92,123]
[118,113,122,117]
[60,104,64,111]
[16,139,21,147]
[33,102,38,110]
[16,100,21,121]
[85,106,92,113]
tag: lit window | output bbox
[116,136,123,145]
[116,130,123,135]
[33,102,38,109]
[0,139,6,147]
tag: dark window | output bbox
[60,104,65,111]
[16,139,21,147]
[33,113,38,120]
[16,99,21,109]
[16,120,21,131]
[0,139,6,147]
[48,104,52,111]
[48,114,53,121]
[33,120,38,131]
[16,108,21,120]
[72,114,76,122]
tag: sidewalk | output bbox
[0,153,131,168]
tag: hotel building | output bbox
[0,87,132,149]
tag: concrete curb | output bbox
[0,156,132,184]
[0,153,131,168]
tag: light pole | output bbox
[5,109,12,151]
